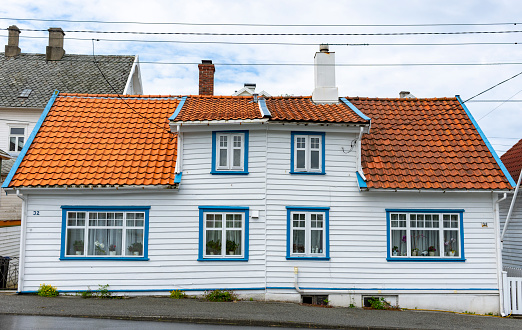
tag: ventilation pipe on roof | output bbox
[312,44,338,104]
[5,25,21,57]
[198,60,215,95]
[46,27,65,61]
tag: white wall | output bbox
[17,123,501,313]
[0,108,42,156]
[500,195,522,270]
[0,225,20,258]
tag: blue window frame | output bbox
[211,131,249,175]
[286,206,330,260]
[386,209,465,262]
[290,132,325,175]
[60,206,150,260]
[198,206,249,261]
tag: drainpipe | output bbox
[501,170,522,243]
[16,189,27,293]
[294,267,353,294]
[494,192,508,316]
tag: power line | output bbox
[17,28,522,37]
[477,86,522,121]
[2,17,521,27]
[6,35,522,47]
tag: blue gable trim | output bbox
[340,97,371,121]
[356,172,367,189]
[169,96,187,120]
[2,90,59,189]
[258,98,271,117]
[174,172,182,184]
[456,95,516,187]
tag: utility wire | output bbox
[477,86,522,121]
[1,17,521,27]
[6,35,522,47]
[18,28,522,37]
[91,39,176,139]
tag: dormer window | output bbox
[19,89,32,98]
[211,131,249,175]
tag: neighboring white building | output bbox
[2,48,515,314]
[0,25,142,261]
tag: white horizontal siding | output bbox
[0,225,20,258]
[19,125,501,296]
[500,196,522,269]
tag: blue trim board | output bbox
[356,172,367,188]
[198,206,249,261]
[60,206,150,260]
[211,130,249,175]
[258,98,271,117]
[168,96,187,120]
[340,97,371,121]
[20,286,497,294]
[386,209,465,262]
[290,131,326,175]
[2,90,60,188]
[286,206,330,260]
[174,172,182,183]
[456,95,516,187]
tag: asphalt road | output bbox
[0,293,521,329]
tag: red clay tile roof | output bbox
[267,96,368,123]
[171,95,264,122]
[348,97,513,190]
[501,139,522,182]
[7,93,179,188]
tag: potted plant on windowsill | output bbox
[128,242,143,256]
[109,245,117,256]
[226,240,238,255]
[411,248,419,256]
[392,246,399,256]
[95,241,106,255]
[428,246,436,256]
[73,240,84,255]
[207,240,221,255]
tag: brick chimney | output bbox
[198,60,215,95]
[5,25,21,57]
[46,27,65,61]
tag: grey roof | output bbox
[0,53,135,108]
[0,149,11,160]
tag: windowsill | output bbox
[289,171,325,175]
[387,257,465,262]
[210,170,249,175]
[286,256,330,260]
[198,257,248,261]
[60,257,149,261]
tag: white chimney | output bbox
[312,44,338,104]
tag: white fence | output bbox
[503,268,522,315]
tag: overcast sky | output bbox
[2,0,521,155]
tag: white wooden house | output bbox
[2,47,515,314]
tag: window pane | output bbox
[206,230,222,255]
[67,229,84,255]
[310,137,320,149]
[233,135,241,147]
[311,230,323,254]
[233,148,241,167]
[17,137,24,151]
[310,150,319,169]
[9,137,15,151]
[391,230,407,256]
[219,149,227,167]
[296,137,306,149]
[126,229,144,256]
[444,231,459,257]
[10,127,24,135]
[292,230,305,253]
[311,213,323,228]
[219,135,227,147]
[412,230,439,256]
[293,213,305,228]
[226,230,241,255]
[296,150,306,169]
[88,229,108,255]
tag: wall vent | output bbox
[301,295,328,305]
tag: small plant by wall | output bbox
[37,283,59,297]
[204,289,237,302]
[170,290,187,299]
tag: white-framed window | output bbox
[211,131,248,174]
[198,206,249,260]
[291,132,325,174]
[388,210,464,260]
[9,127,25,152]
[62,207,149,259]
[287,207,330,259]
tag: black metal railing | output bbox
[0,256,18,290]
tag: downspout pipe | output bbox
[501,169,522,243]
[294,267,353,294]
[494,192,507,315]
[16,189,27,293]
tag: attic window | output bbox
[19,89,32,98]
